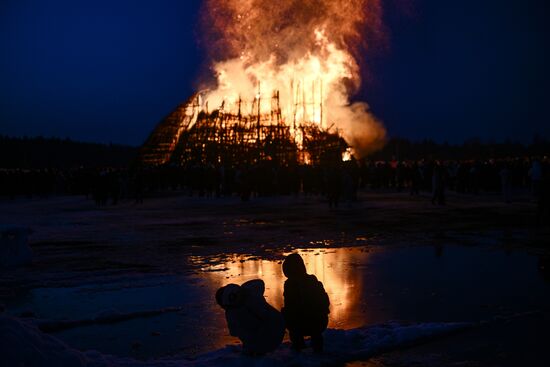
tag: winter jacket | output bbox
[282,254,330,335]
[220,279,285,354]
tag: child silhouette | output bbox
[216,279,285,355]
[282,253,330,352]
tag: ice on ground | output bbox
[1,315,472,367]
[0,227,32,267]
[36,306,186,332]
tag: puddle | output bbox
[194,246,549,328]
[3,245,549,360]
[194,247,374,329]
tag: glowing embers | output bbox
[160,91,348,166]
[139,91,348,167]
[342,148,353,162]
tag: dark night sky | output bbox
[1,0,549,146]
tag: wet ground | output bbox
[1,191,549,364]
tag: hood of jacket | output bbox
[282,253,307,279]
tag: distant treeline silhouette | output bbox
[370,136,550,161]
[0,135,138,169]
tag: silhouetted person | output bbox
[134,170,144,204]
[236,166,251,201]
[216,279,284,355]
[410,162,421,196]
[529,159,542,199]
[431,163,446,205]
[325,164,342,209]
[282,253,330,353]
[499,164,512,203]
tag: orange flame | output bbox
[200,0,387,157]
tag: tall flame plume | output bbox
[200,0,387,158]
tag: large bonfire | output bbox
[140,0,386,166]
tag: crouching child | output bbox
[282,253,330,353]
[216,279,285,355]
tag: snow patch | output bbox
[1,315,472,367]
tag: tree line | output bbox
[0,135,138,169]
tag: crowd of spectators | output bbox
[1,157,548,205]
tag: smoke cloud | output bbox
[200,0,387,157]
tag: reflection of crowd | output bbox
[1,157,549,212]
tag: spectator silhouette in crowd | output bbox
[431,162,446,205]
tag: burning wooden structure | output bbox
[139,91,348,167]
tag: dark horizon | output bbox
[2,133,549,171]
[3,130,550,150]
[1,0,549,146]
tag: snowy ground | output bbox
[0,191,549,366]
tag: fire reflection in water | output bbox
[195,247,372,329]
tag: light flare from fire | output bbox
[200,0,387,157]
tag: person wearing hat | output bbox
[216,279,285,355]
[282,253,330,353]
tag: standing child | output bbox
[282,253,330,353]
